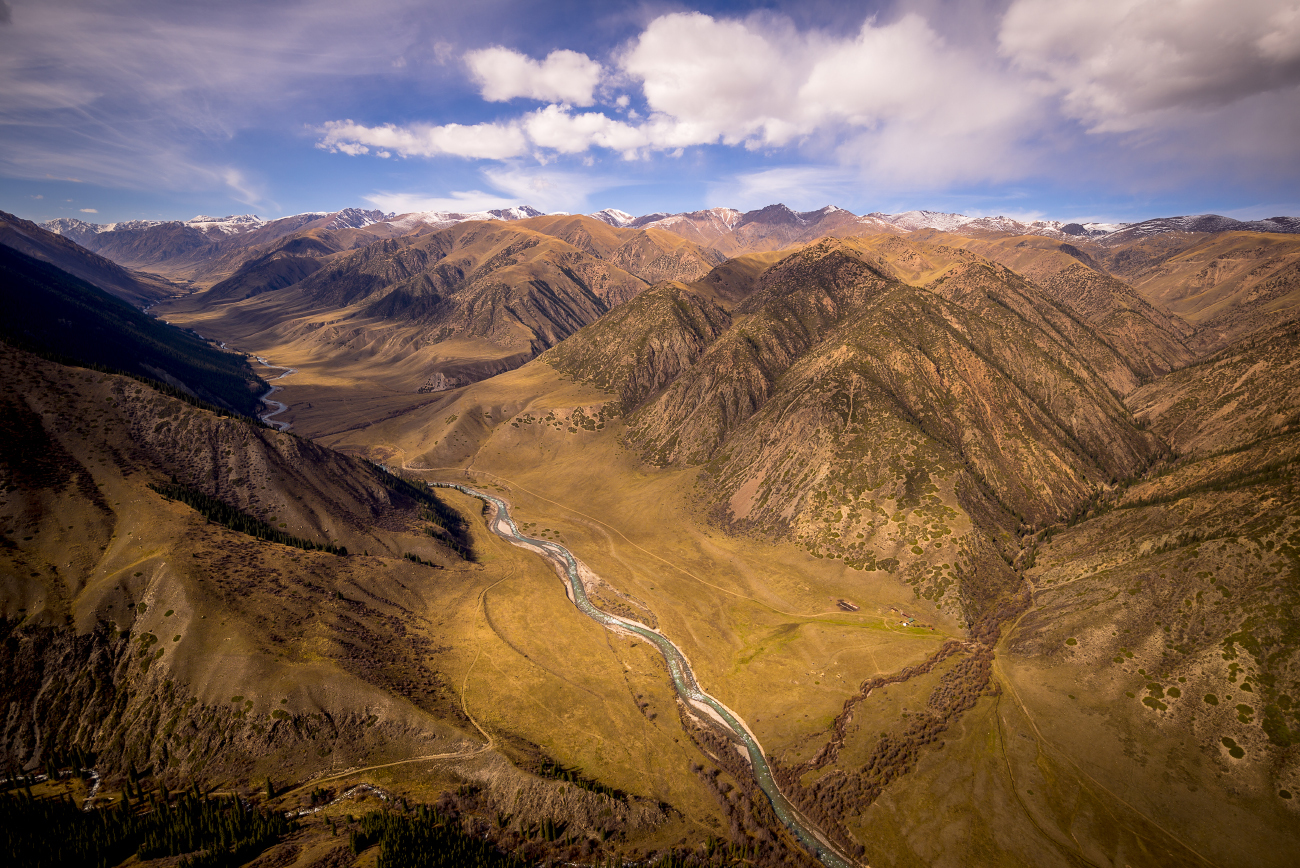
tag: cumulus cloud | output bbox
[1000,0,1300,132]
[323,10,1039,187]
[466,46,603,106]
[318,119,528,159]
[522,105,647,156]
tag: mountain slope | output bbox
[1105,231,1300,351]
[293,220,645,351]
[0,210,173,306]
[609,241,1161,630]
[0,344,479,786]
[542,281,732,411]
[0,246,266,416]
[924,234,1196,379]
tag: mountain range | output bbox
[2,196,1300,868]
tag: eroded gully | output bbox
[430,481,859,868]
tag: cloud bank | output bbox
[318,1,1300,192]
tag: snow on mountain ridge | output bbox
[591,208,636,227]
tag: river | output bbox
[430,481,859,868]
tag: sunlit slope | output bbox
[1126,318,1300,456]
[521,214,724,284]
[200,234,338,303]
[543,281,732,410]
[686,248,793,309]
[305,234,1300,865]
[318,355,971,847]
[989,324,1300,867]
[1105,231,1300,351]
[0,345,478,778]
[563,241,1156,633]
[1,345,749,858]
[157,220,654,412]
[925,233,1196,377]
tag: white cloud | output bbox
[79,207,98,213]
[621,12,813,147]
[318,119,528,159]
[316,4,1300,196]
[466,46,603,106]
[522,105,647,156]
[1000,0,1300,132]
[707,166,862,211]
[482,166,628,213]
[222,167,266,207]
[362,189,518,214]
[616,11,1039,186]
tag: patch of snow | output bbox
[320,208,392,230]
[591,208,636,227]
[185,214,267,234]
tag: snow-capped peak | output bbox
[591,208,636,227]
[186,214,267,234]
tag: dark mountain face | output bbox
[0,246,265,416]
[0,210,173,307]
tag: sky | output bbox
[2,0,1299,226]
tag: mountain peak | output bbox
[591,208,636,228]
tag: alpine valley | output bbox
[2,199,1298,868]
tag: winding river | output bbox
[431,481,858,868]
[255,356,297,431]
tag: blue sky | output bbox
[2,0,1299,225]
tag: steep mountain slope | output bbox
[0,345,479,784]
[519,214,724,284]
[521,240,1154,634]
[41,210,404,286]
[292,220,644,349]
[997,322,1300,867]
[200,235,337,304]
[0,246,266,416]
[686,249,792,308]
[542,281,731,410]
[932,234,1196,377]
[153,220,652,415]
[299,229,1300,867]
[1126,317,1300,456]
[0,210,174,306]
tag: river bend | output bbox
[431,481,857,868]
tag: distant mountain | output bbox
[1102,213,1300,244]
[39,209,399,280]
[384,205,544,234]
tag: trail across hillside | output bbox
[432,480,862,868]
